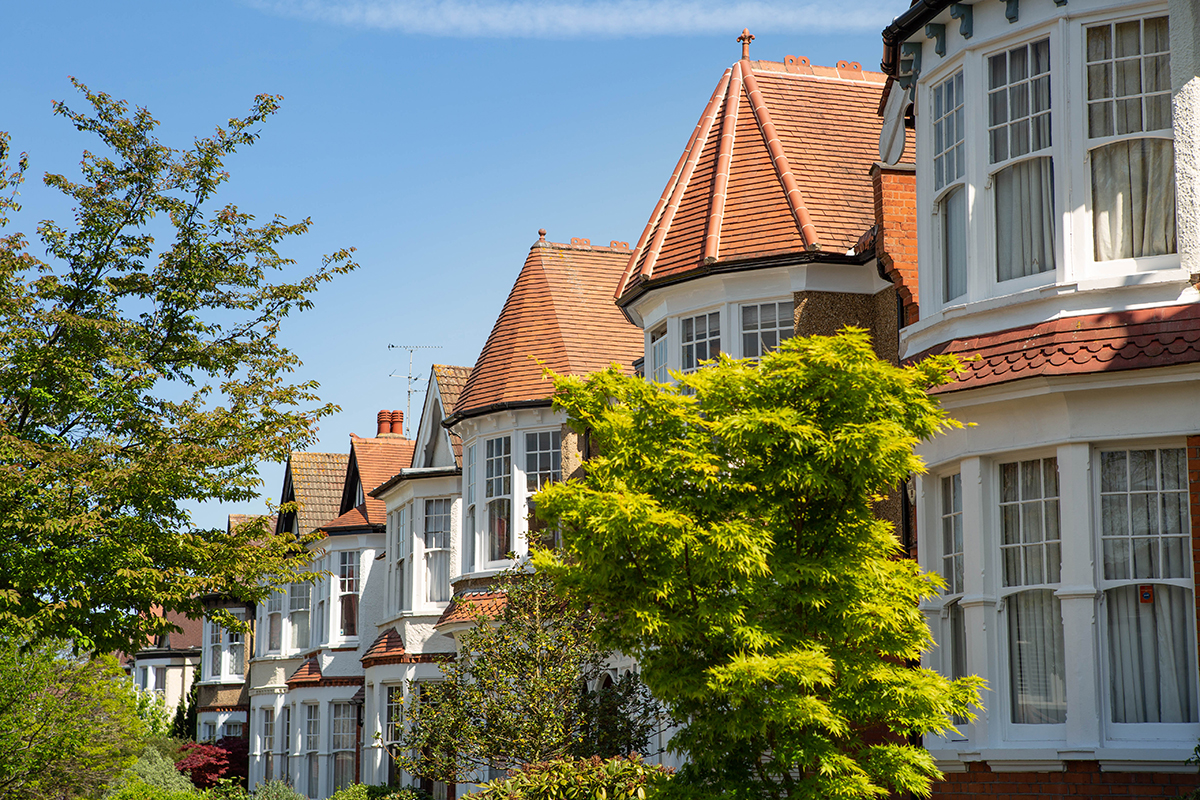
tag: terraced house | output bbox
[878,0,1200,793]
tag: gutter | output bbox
[369,465,462,499]
[880,0,954,76]
[441,398,554,430]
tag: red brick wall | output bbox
[933,761,1197,798]
[871,162,919,326]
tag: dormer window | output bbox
[989,38,1055,283]
[1086,16,1175,262]
[354,481,364,508]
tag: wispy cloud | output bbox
[248,0,897,38]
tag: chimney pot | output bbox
[390,410,404,437]
[376,410,392,437]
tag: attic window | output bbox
[354,481,364,508]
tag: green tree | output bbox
[0,632,146,800]
[0,80,355,653]
[532,331,984,800]
[399,568,656,785]
[171,665,200,741]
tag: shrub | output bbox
[476,755,672,800]
[364,786,433,800]
[107,743,195,796]
[177,738,249,789]
[106,777,199,800]
[252,780,305,800]
[201,777,251,800]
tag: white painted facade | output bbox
[897,0,1200,774]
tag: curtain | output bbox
[1092,139,1176,261]
[426,550,450,603]
[1108,584,1196,723]
[996,157,1056,281]
[1008,589,1067,723]
[942,185,968,301]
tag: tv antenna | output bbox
[388,344,443,428]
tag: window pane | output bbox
[1009,590,1067,724]
[942,185,967,302]
[1107,584,1197,723]
[995,158,1055,280]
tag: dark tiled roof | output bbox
[287,656,322,687]
[361,627,406,668]
[454,239,643,421]
[433,590,508,628]
[915,304,1200,393]
[617,57,910,303]
[287,452,349,534]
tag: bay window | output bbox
[681,312,719,372]
[290,582,311,651]
[650,326,668,382]
[933,70,966,303]
[526,430,562,549]
[331,703,355,793]
[1099,447,1196,724]
[305,704,320,799]
[740,301,793,359]
[989,38,1055,282]
[999,457,1066,725]
[1086,16,1175,262]
[266,591,282,653]
[206,613,246,681]
[262,708,275,782]
[485,436,512,562]
[940,474,967,727]
[280,706,291,780]
[395,504,411,612]
[464,444,476,573]
[424,498,452,602]
[337,551,359,638]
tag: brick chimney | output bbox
[871,162,919,326]
[390,410,404,437]
[376,410,392,437]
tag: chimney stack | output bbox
[376,410,392,437]
[390,410,404,437]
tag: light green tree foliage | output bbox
[399,568,656,785]
[136,691,173,738]
[532,331,984,800]
[476,755,672,800]
[0,81,355,652]
[0,633,145,800]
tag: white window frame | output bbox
[204,611,247,683]
[931,68,968,305]
[392,504,412,613]
[464,444,477,575]
[330,702,355,794]
[484,436,513,567]
[1093,442,1199,741]
[650,324,669,383]
[738,300,794,360]
[995,455,1068,734]
[524,429,562,550]
[681,310,721,373]
[938,471,969,740]
[336,551,360,640]
[261,707,276,783]
[423,498,453,604]
[1079,11,1178,275]
[304,703,321,800]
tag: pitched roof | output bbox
[616,56,908,304]
[913,304,1200,394]
[287,656,322,687]
[322,435,416,532]
[285,452,349,535]
[432,364,472,465]
[361,627,406,668]
[434,590,508,629]
[452,238,644,422]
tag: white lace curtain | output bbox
[1009,589,1067,724]
[1092,138,1176,261]
[1108,584,1196,723]
[942,185,968,301]
[426,550,450,603]
[995,157,1056,281]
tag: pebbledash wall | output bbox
[881,0,1200,793]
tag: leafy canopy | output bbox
[0,631,145,800]
[532,330,984,800]
[399,567,656,784]
[0,81,356,651]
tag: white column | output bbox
[1171,0,1200,275]
[957,457,994,748]
[1055,442,1101,748]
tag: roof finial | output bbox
[738,28,754,60]
[538,228,547,242]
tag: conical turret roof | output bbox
[615,53,907,305]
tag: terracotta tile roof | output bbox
[341,435,417,528]
[361,627,406,668]
[914,304,1200,393]
[125,607,203,657]
[616,57,911,304]
[287,656,322,687]
[452,238,643,421]
[286,452,349,534]
[321,504,372,532]
[432,364,472,464]
[434,590,508,628]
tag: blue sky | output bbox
[4,0,900,529]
